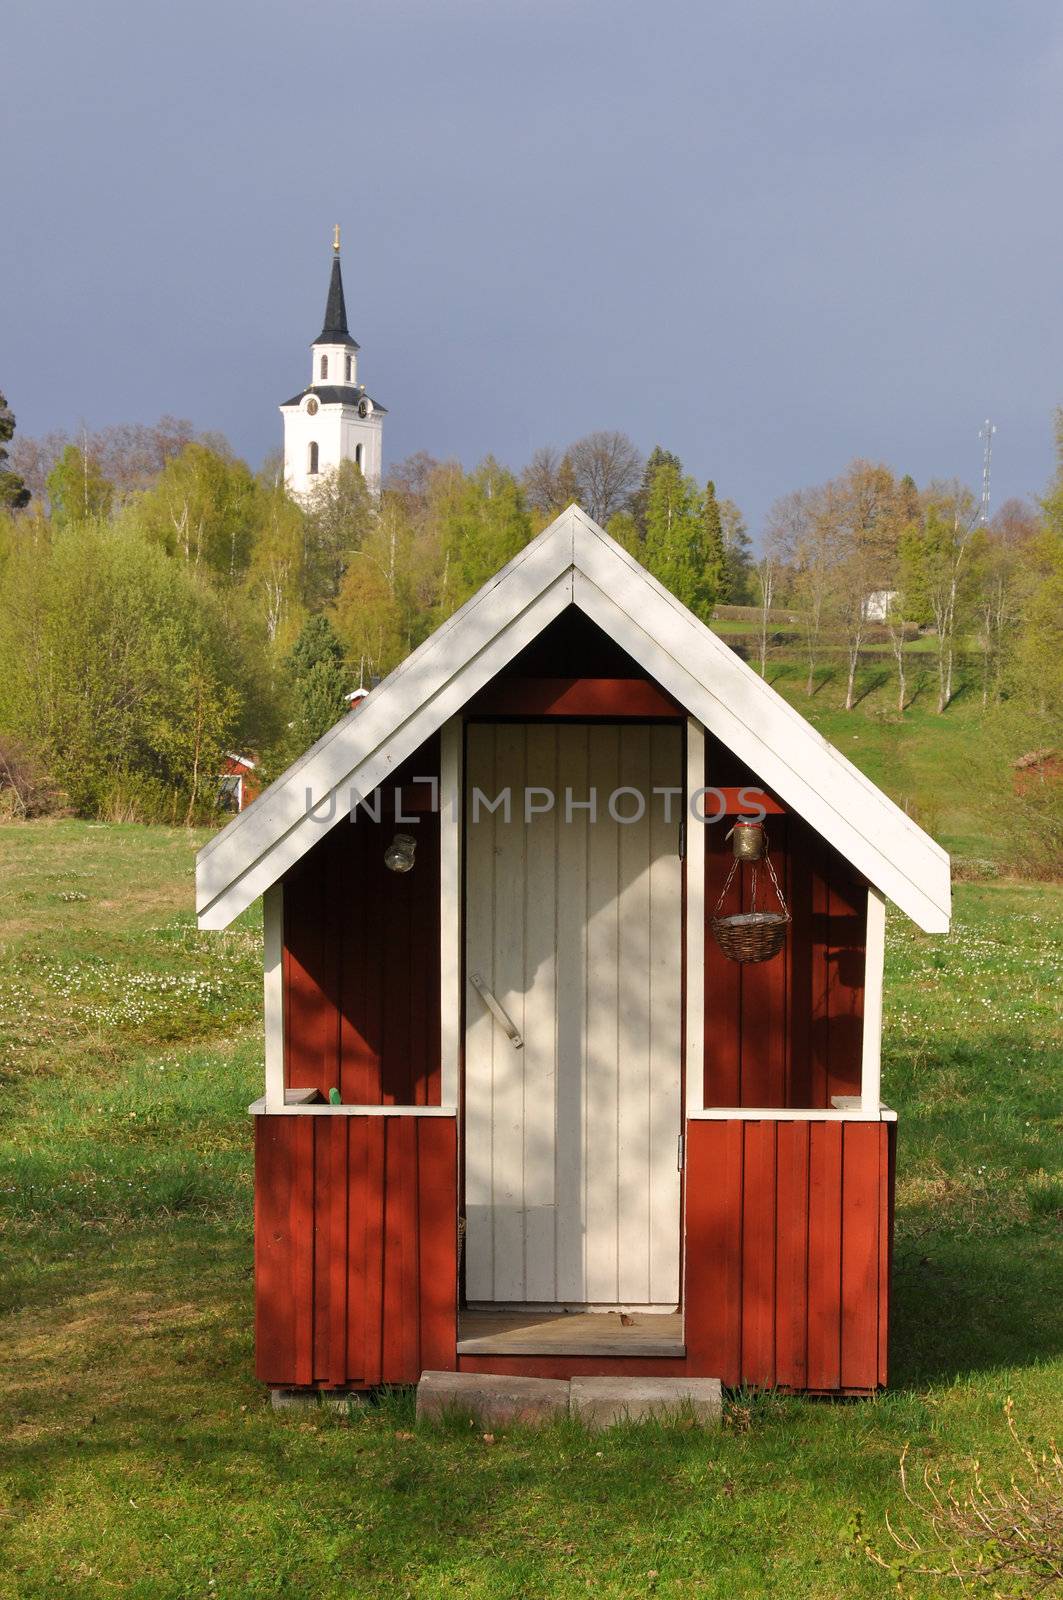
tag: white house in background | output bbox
[862,589,897,622]
[280,229,386,499]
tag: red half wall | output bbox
[255,1114,457,1387]
[685,1117,894,1391]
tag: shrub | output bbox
[865,1399,1063,1592]
[0,735,60,818]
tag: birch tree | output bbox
[912,482,980,713]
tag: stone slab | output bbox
[270,1387,366,1413]
[270,1387,319,1411]
[569,1376,723,1429]
[416,1370,570,1426]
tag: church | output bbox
[280,229,386,498]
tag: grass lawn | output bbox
[0,821,1060,1599]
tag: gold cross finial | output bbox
[333,224,341,253]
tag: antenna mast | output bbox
[979,419,996,525]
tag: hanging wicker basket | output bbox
[711,849,791,963]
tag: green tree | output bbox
[283,615,350,757]
[46,443,114,527]
[719,498,753,603]
[0,391,30,510]
[605,508,640,556]
[642,461,710,615]
[302,457,374,607]
[701,480,728,607]
[243,477,309,653]
[1014,414,1063,723]
[907,482,980,712]
[132,442,257,581]
[632,446,683,536]
[437,458,534,615]
[0,522,257,818]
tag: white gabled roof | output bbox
[196,506,951,933]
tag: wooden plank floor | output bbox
[457,1309,685,1357]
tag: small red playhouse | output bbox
[196,508,950,1396]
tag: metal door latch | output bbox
[470,973,524,1048]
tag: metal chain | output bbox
[712,847,791,921]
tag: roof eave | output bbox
[195,506,951,935]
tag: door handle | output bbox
[470,973,524,1048]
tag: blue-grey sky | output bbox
[4,0,1062,533]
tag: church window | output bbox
[355,444,364,471]
[320,354,329,380]
[345,354,353,382]
[308,441,319,475]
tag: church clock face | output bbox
[305,398,319,416]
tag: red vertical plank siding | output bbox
[380,1119,418,1379]
[826,872,866,1102]
[738,818,789,1105]
[327,1119,350,1385]
[808,845,833,1109]
[361,1118,386,1385]
[282,742,442,1109]
[684,1119,744,1386]
[418,1119,459,1372]
[774,1121,810,1390]
[879,1123,897,1387]
[685,1117,891,1393]
[254,1118,297,1383]
[312,1120,332,1381]
[701,738,866,1113]
[258,1113,888,1392]
[254,1114,457,1389]
[786,823,814,1107]
[806,1122,843,1389]
[741,1122,778,1385]
[704,821,743,1106]
[345,1119,368,1384]
[339,829,373,1106]
[290,1117,315,1387]
[840,1122,881,1390]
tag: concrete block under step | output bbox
[569,1376,723,1429]
[270,1387,366,1413]
[416,1371,570,1426]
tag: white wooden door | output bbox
[464,722,684,1308]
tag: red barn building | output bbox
[196,508,950,1397]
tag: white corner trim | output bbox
[439,716,463,1109]
[861,887,886,1115]
[688,1105,897,1123]
[262,883,285,1112]
[685,718,706,1115]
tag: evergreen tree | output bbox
[284,615,350,756]
[0,391,30,510]
[632,446,683,536]
[719,498,753,602]
[701,480,727,607]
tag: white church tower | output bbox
[280,228,386,498]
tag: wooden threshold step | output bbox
[457,1308,685,1358]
